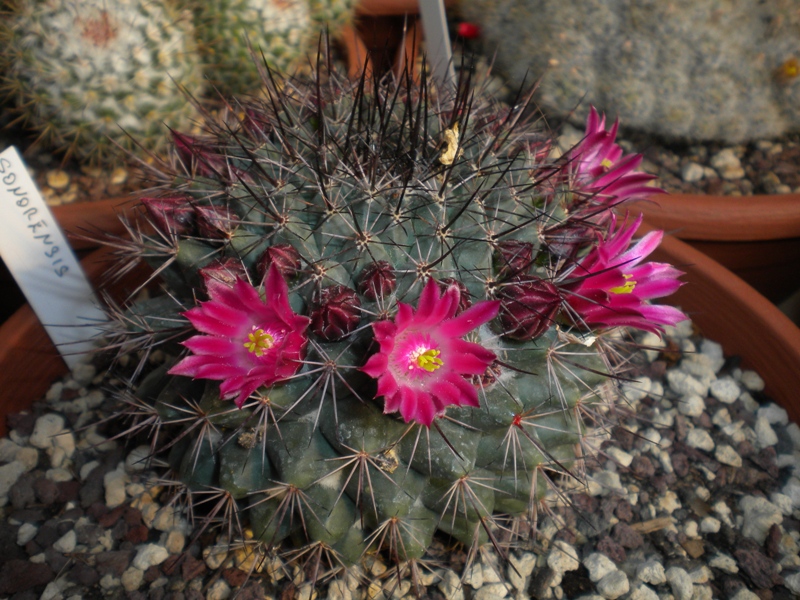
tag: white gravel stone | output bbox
[636,560,667,585]
[0,461,26,501]
[757,403,789,426]
[729,590,760,600]
[125,446,152,472]
[690,566,713,584]
[712,408,732,428]
[589,470,625,496]
[104,465,130,508]
[710,148,744,180]
[639,331,665,362]
[754,416,778,447]
[51,430,75,459]
[699,339,725,368]
[628,583,659,600]
[507,553,536,590]
[770,492,794,516]
[685,429,715,452]
[121,567,144,593]
[80,460,100,480]
[709,377,740,404]
[699,516,721,534]
[132,543,170,570]
[437,570,465,600]
[53,530,77,553]
[677,394,705,417]
[40,579,70,600]
[583,553,617,582]
[692,585,714,600]
[46,467,73,482]
[657,490,682,514]
[327,580,352,600]
[666,370,708,397]
[622,377,651,403]
[547,541,580,574]
[206,580,231,600]
[153,506,178,531]
[681,161,704,183]
[739,370,765,391]
[679,356,717,383]
[165,530,185,554]
[0,439,22,463]
[740,496,783,543]
[606,447,633,468]
[665,567,693,600]
[709,553,738,573]
[783,478,800,508]
[740,392,760,413]
[714,444,742,467]
[475,583,507,600]
[784,572,800,595]
[29,414,65,449]
[17,522,38,545]
[786,423,800,450]
[596,570,629,599]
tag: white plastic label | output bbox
[419,0,455,92]
[0,146,106,368]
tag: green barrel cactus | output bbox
[107,62,687,581]
[0,0,205,166]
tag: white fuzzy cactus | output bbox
[1,0,205,166]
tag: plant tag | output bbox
[418,0,455,91]
[0,146,106,368]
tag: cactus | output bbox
[191,0,314,95]
[106,61,686,585]
[0,0,205,166]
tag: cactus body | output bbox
[111,61,685,578]
[0,0,204,166]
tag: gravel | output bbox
[1,320,799,599]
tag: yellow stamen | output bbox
[609,274,636,294]
[244,328,275,357]
[600,158,614,169]
[409,347,444,372]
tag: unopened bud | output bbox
[498,277,561,340]
[357,261,396,301]
[494,240,534,279]
[172,132,225,178]
[256,244,302,280]
[543,223,593,261]
[141,195,195,236]
[199,258,248,295]
[195,205,237,239]
[310,285,361,341]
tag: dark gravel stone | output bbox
[161,555,183,577]
[75,521,104,546]
[95,550,133,577]
[124,507,144,526]
[144,565,162,582]
[572,493,599,514]
[0,560,55,595]
[674,414,689,441]
[222,567,248,587]
[596,536,627,563]
[111,519,129,541]
[696,412,713,429]
[751,447,780,479]
[612,426,635,451]
[8,509,46,524]
[181,556,206,581]
[734,548,781,589]
[7,412,38,436]
[79,467,106,508]
[184,590,205,600]
[0,521,26,563]
[529,566,557,598]
[98,505,126,528]
[672,453,690,477]
[237,581,269,600]
[765,524,782,559]
[33,520,59,548]
[612,522,644,549]
[558,564,593,598]
[68,562,100,587]
[56,480,81,503]
[87,501,108,521]
[9,473,36,509]
[630,455,656,479]
[125,524,150,544]
[554,528,577,545]
[32,478,59,505]
[44,547,71,572]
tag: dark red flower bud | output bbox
[141,195,195,236]
[457,22,481,39]
[256,244,303,281]
[498,277,562,341]
[195,205,237,239]
[172,132,226,178]
[310,285,362,341]
[199,258,248,295]
[357,261,396,301]
[543,223,593,261]
[494,240,534,279]
[438,278,472,313]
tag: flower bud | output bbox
[141,195,195,236]
[195,205,236,239]
[242,107,272,142]
[256,244,303,281]
[357,261,396,301]
[438,278,472,313]
[310,285,362,341]
[543,223,592,261]
[172,132,225,178]
[457,22,481,39]
[494,240,534,279]
[199,258,248,295]
[498,277,562,340]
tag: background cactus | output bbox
[190,0,315,96]
[0,0,205,166]
[105,60,686,584]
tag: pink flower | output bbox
[169,264,310,407]
[568,107,663,216]
[562,214,688,332]
[361,279,500,426]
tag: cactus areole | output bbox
[106,61,687,579]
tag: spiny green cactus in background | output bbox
[0,0,205,166]
[308,0,357,34]
[106,60,686,586]
[191,0,314,95]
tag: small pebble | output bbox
[677,394,705,417]
[681,161,704,182]
[596,570,629,599]
[583,552,617,582]
[636,560,666,585]
[685,428,715,452]
[709,377,740,404]
[714,444,742,467]
[665,566,693,600]
[740,370,765,391]
[547,541,580,574]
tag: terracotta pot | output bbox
[635,193,800,304]
[647,230,800,425]
[339,0,456,80]
[0,246,150,436]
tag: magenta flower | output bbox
[567,107,663,215]
[361,279,500,426]
[562,214,688,332]
[169,264,310,407]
